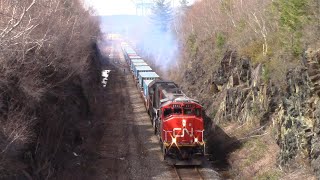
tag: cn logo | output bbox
[173,127,194,137]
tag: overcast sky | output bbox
[84,0,135,16]
[84,0,195,16]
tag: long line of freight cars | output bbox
[120,42,206,165]
[121,43,159,103]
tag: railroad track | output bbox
[107,40,220,180]
[110,42,128,69]
[174,166,204,180]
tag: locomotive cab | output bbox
[159,99,205,165]
[147,80,206,165]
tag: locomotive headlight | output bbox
[182,119,186,127]
[172,137,177,144]
[194,137,198,143]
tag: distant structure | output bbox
[132,0,153,16]
[132,0,175,16]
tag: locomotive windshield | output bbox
[183,108,193,115]
[163,106,201,117]
[173,108,182,114]
[164,108,172,117]
[183,107,202,117]
[195,108,201,117]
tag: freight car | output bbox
[121,43,205,165]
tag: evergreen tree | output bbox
[150,0,173,32]
[179,0,189,13]
[180,0,188,7]
[277,0,308,31]
[274,0,309,56]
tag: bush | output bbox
[216,32,226,49]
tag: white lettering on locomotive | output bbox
[173,127,194,138]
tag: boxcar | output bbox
[131,62,148,72]
[134,66,152,78]
[130,59,145,70]
[138,72,159,88]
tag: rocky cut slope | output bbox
[275,49,320,177]
[179,49,320,178]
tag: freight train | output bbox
[121,42,205,165]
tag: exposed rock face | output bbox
[180,48,320,177]
[307,50,320,178]
[212,51,238,86]
[209,53,275,126]
[274,49,320,177]
[275,50,320,175]
[276,68,313,165]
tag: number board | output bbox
[184,104,194,108]
[172,104,181,108]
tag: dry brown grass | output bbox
[223,122,317,179]
[227,125,281,179]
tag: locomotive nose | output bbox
[171,118,205,145]
[170,118,195,143]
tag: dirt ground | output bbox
[87,39,220,180]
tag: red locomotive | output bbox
[147,80,205,165]
[121,43,206,165]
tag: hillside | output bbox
[0,0,103,179]
[165,0,320,179]
[2,0,320,179]
[131,0,320,179]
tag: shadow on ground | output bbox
[204,115,242,175]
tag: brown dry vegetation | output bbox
[0,0,101,179]
[166,0,320,179]
[172,0,320,86]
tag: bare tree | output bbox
[0,0,100,178]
